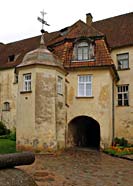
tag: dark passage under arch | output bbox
[68,116,100,149]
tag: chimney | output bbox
[86,13,93,26]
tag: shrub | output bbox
[114,137,128,147]
[104,146,133,156]
[0,121,10,136]
[9,128,16,141]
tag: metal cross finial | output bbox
[37,10,50,33]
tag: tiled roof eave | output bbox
[16,62,67,74]
[64,64,113,69]
[64,64,119,81]
[110,43,133,50]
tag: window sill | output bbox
[76,96,94,99]
[116,105,129,107]
[65,103,69,107]
[72,59,95,62]
[57,93,63,96]
[117,68,130,71]
[2,109,10,112]
[20,90,32,94]
[13,82,18,84]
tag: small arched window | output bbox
[3,102,10,111]
[72,41,94,61]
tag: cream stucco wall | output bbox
[16,67,36,151]
[66,68,114,147]
[111,46,133,143]
[0,68,17,129]
[16,65,66,152]
[0,46,132,151]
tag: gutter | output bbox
[112,78,115,144]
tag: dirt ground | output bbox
[19,148,133,186]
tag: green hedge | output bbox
[0,121,10,135]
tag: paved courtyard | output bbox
[20,148,133,186]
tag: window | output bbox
[3,102,10,111]
[73,41,94,61]
[57,76,63,94]
[8,55,15,62]
[117,53,129,70]
[78,75,92,97]
[23,74,31,91]
[117,85,129,106]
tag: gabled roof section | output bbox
[92,12,133,49]
[66,20,104,39]
[63,39,114,68]
[62,39,119,81]
[66,20,104,38]
[48,20,104,45]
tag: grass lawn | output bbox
[0,139,16,154]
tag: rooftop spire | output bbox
[37,10,50,48]
[40,34,46,49]
[37,10,50,34]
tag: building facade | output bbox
[0,12,132,151]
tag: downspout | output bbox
[112,78,115,145]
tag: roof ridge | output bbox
[6,35,41,46]
[93,12,133,23]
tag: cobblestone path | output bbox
[20,148,133,186]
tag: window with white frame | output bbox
[3,102,10,111]
[117,53,129,70]
[73,41,94,61]
[57,76,63,94]
[23,74,31,91]
[117,85,129,106]
[78,75,92,97]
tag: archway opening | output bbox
[68,116,100,149]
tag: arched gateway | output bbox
[67,116,100,149]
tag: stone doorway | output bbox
[68,116,100,149]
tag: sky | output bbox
[0,0,132,44]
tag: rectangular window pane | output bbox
[86,84,92,96]
[78,75,92,97]
[79,76,84,82]
[124,100,129,106]
[122,60,128,69]
[118,100,122,106]
[117,85,129,106]
[78,48,82,60]
[23,74,31,91]
[117,53,129,70]
[83,47,88,60]
[78,83,84,96]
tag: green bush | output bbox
[8,128,16,141]
[114,137,128,147]
[0,121,10,135]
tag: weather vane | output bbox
[37,10,50,34]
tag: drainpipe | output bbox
[112,78,115,144]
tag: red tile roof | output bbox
[0,12,129,79]
[62,39,114,68]
[48,20,103,46]
[0,32,59,69]
[92,12,133,49]
[66,20,103,39]
[0,20,104,69]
